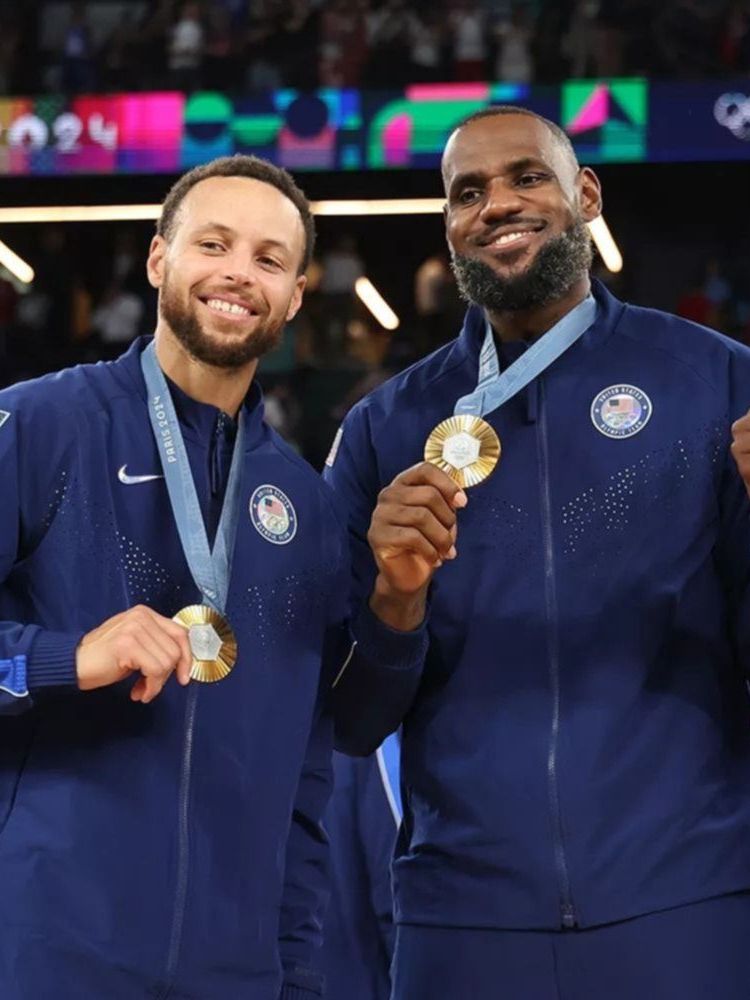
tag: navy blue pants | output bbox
[392,893,750,1000]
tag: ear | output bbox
[578,167,603,223]
[146,235,167,290]
[286,274,307,322]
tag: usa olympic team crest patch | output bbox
[591,385,652,439]
[250,485,297,545]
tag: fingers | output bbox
[373,524,452,568]
[141,609,193,687]
[369,463,468,565]
[102,605,191,703]
[370,502,456,562]
[396,462,468,509]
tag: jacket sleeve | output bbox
[322,403,428,757]
[0,403,81,715]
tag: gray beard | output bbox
[451,218,593,313]
[160,280,283,370]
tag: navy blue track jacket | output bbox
[326,280,750,932]
[0,338,425,999]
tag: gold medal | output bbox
[172,605,238,683]
[424,414,501,488]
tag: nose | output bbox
[222,250,255,285]
[479,178,524,223]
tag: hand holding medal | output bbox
[367,462,466,630]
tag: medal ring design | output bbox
[424,415,501,488]
[173,604,238,683]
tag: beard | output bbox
[451,218,593,313]
[159,273,285,369]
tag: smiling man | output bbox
[0,155,424,999]
[326,108,750,999]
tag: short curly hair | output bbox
[157,155,315,274]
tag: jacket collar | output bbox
[110,335,267,448]
[456,277,626,363]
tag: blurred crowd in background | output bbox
[2,0,750,97]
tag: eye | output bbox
[456,188,481,205]
[199,240,226,252]
[258,256,284,271]
[517,172,549,187]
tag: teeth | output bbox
[493,231,532,247]
[206,298,250,316]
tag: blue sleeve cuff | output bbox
[352,600,429,672]
[27,630,83,691]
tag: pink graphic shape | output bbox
[382,113,413,166]
[568,84,609,135]
[406,83,490,102]
[118,93,184,168]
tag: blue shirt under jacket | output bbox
[0,337,425,1000]
[322,735,401,1000]
[326,279,750,932]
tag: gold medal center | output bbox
[442,431,481,470]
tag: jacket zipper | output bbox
[165,685,199,983]
[538,380,577,929]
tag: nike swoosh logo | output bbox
[118,465,163,486]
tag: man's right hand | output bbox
[367,462,467,631]
[76,605,193,704]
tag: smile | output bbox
[204,297,253,317]
[488,231,537,250]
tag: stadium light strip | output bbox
[0,201,623,273]
[355,276,400,330]
[0,239,34,284]
[587,215,622,273]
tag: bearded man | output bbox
[0,155,422,999]
[326,108,750,1000]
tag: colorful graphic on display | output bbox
[3,78,750,177]
[561,79,647,162]
[182,89,362,170]
[0,93,184,175]
[365,82,528,168]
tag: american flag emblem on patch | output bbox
[602,395,640,428]
[250,484,298,545]
[591,384,652,439]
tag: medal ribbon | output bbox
[454,295,597,418]
[140,341,245,615]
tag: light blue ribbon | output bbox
[376,732,402,827]
[454,295,597,418]
[140,341,245,614]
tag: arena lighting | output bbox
[312,198,443,216]
[0,199,442,223]
[0,239,34,284]
[0,202,624,273]
[0,204,161,224]
[355,276,400,331]
[587,215,623,273]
